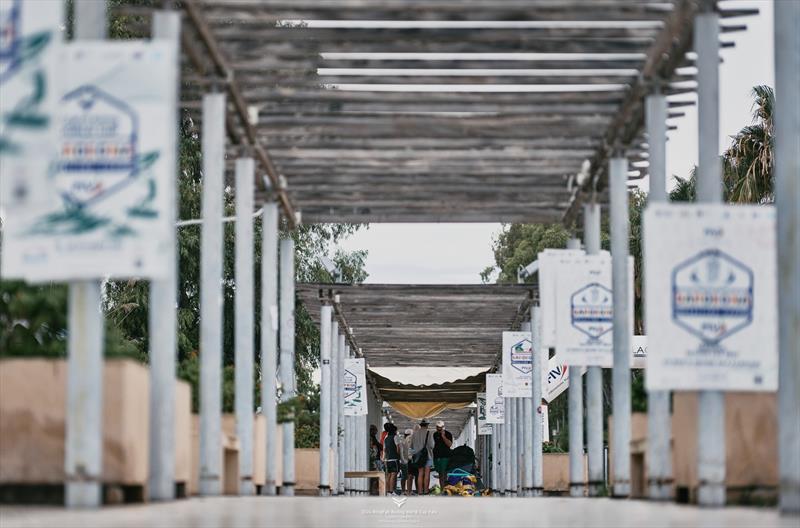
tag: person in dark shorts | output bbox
[432,420,453,483]
[399,428,412,494]
[382,423,401,494]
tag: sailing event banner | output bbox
[343,358,368,416]
[538,248,585,349]
[644,203,777,392]
[501,331,533,397]
[484,373,504,424]
[2,41,178,281]
[0,0,63,210]
[476,392,492,435]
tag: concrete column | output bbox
[65,0,107,509]
[337,335,346,495]
[531,305,544,496]
[319,305,332,495]
[504,406,512,495]
[523,393,533,496]
[198,92,226,497]
[775,0,800,514]
[510,398,517,495]
[610,156,631,498]
[279,237,296,496]
[491,424,498,493]
[147,9,180,503]
[566,237,584,497]
[695,9,726,508]
[234,158,256,495]
[516,398,524,494]
[584,203,604,497]
[329,322,339,495]
[645,90,673,501]
[260,204,279,496]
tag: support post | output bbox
[496,423,504,495]
[329,321,339,495]
[610,156,631,498]
[566,237,584,497]
[319,305,333,496]
[531,306,544,496]
[260,204,279,496]
[147,9,180,503]
[234,158,256,495]
[584,203,604,497]
[775,0,800,514]
[645,89,673,501]
[65,0,107,509]
[198,92,226,496]
[280,237,296,496]
[516,398,524,494]
[521,319,533,497]
[337,335,346,495]
[695,8,725,508]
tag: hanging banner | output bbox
[2,41,178,281]
[631,335,647,369]
[644,203,777,391]
[476,392,492,435]
[540,404,550,443]
[485,373,504,424]
[501,331,533,397]
[538,248,585,349]
[343,357,368,416]
[0,0,62,210]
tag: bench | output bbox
[344,471,386,496]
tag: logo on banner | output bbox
[547,364,568,385]
[343,368,358,399]
[671,248,754,345]
[510,338,532,374]
[570,282,613,342]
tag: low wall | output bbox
[543,453,588,493]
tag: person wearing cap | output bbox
[410,419,434,494]
[381,423,401,494]
[432,420,453,484]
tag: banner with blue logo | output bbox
[501,331,533,397]
[0,0,62,210]
[343,357,368,416]
[2,41,178,281]
[643,203,777,391]
[485,373,504,424]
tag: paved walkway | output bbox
[1,496,795,528]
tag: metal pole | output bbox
[566,236,584,497]
[510,398,517,495]
[584,203,604,497]
[516,398,523,494]
[520,320,533,497]
[198,92,226,496]
[610,156,631,498]
[531,305,544,496]
[261,203,279,496]
[65,0,107,509]
[774,0,800,514]
[147,9,180,503]
[329,322,339,495]
[338,335,346,495]
[695,9,725,508]
[280,237,296,496]
[504,403,512,495]
[234,158,256,496]
[345,344,352,495]
[319,305,332,496]
[645,89,673,501]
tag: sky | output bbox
[337,1,775,285]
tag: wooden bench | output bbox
[344,471,386,496]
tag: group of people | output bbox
[370,418,454,495]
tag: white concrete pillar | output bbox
[531,306,544,496]
[566,237,584,497]
[319,305,333,495]
[337,335,346,495]
[260,204,279,496]
[775,0,800,514]
[584,203,604,497]
[198,92,226,497]
[279,237,296,496]
[329,321,339,495]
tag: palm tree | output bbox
[722,85,775,204]
[668,85,775,204]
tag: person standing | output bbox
[410,419,434,494]
[432,420,453,484]
[399,428,413,495]
[369,424,383,471]
[381,423,401,495]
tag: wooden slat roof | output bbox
[139,0,755,224]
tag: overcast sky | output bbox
[337,1,775,285]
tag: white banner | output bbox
[501,331,533,397]
[538,249,585,349]
[0,0,62,210]
[540,404,550,443]
[476,392,492,435]
[631,335,647,369]
[485,373,504,424]
[343,358,368,416]
[2,41,177,281]
[644,203,778,391]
